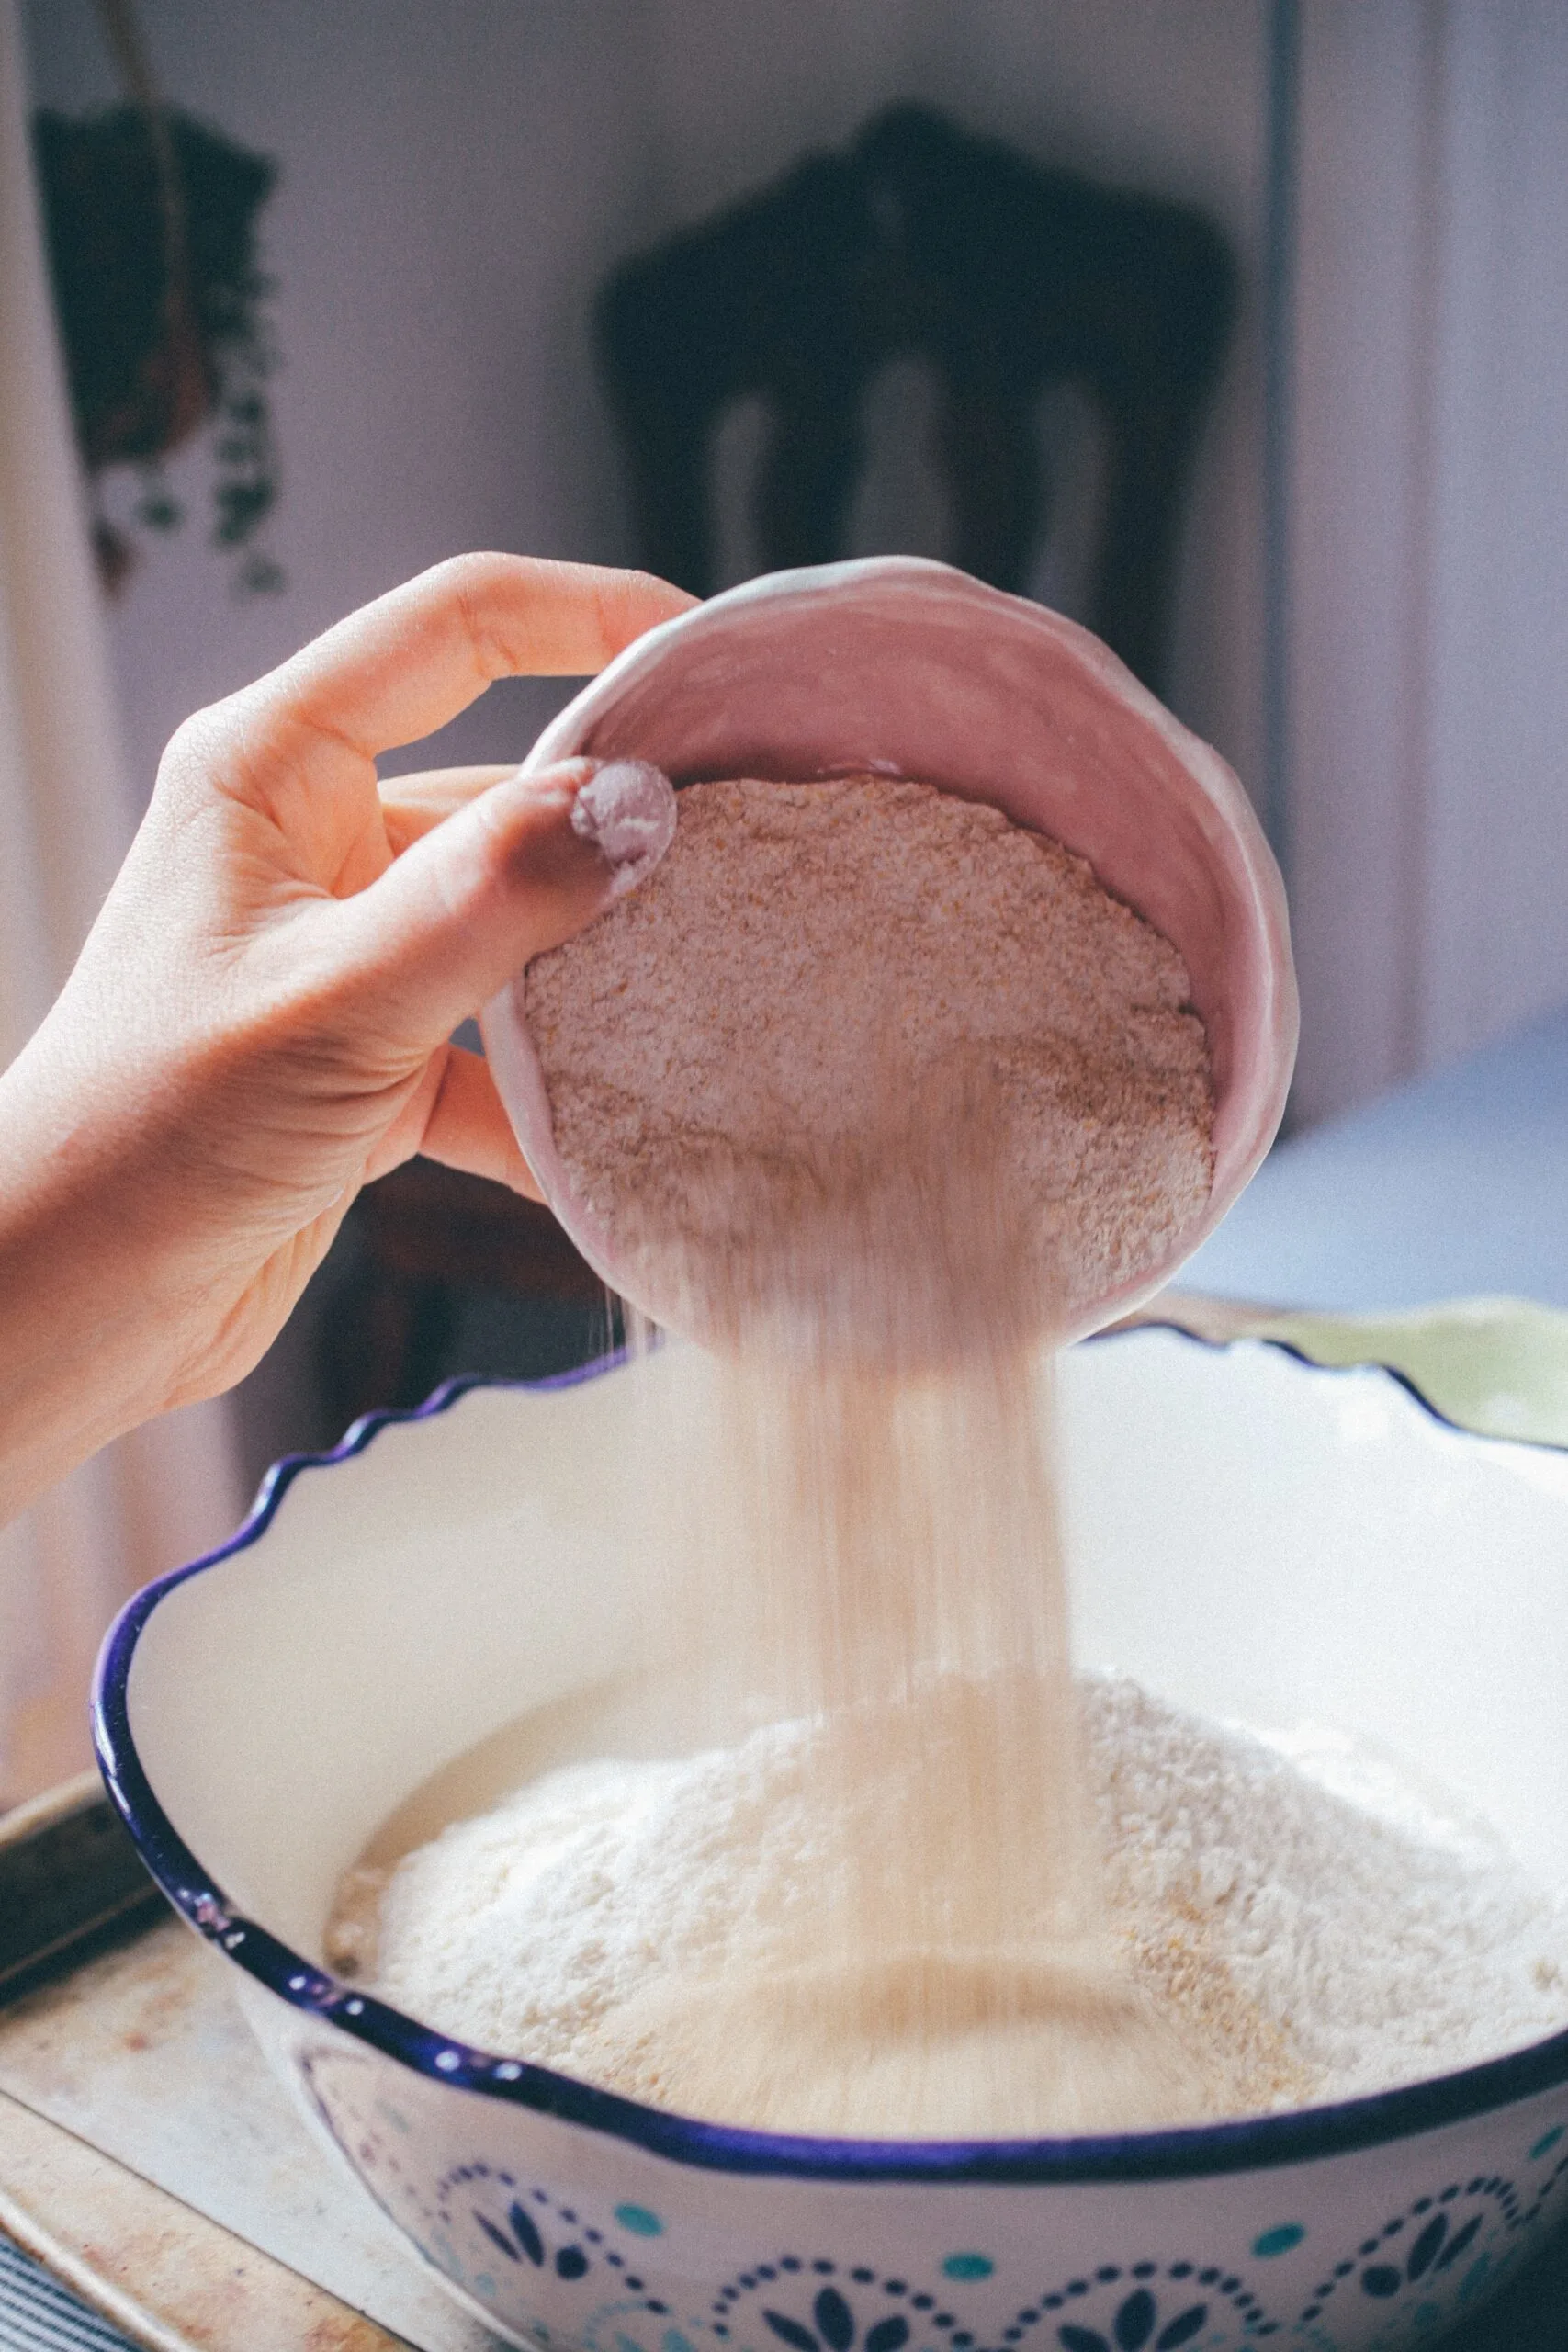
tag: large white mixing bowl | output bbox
[96,1329,1568,2351]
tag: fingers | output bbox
[222,555,695,766]
[378,765,513,854]
[416,1046,544,1197]
[333,757,643,1048]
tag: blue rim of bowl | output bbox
[1135,1308,1568,1456]
[94,1327,1568,2186]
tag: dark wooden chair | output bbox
[596,103,1235,695]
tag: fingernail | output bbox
[570,759,677,898]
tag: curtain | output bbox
[0,0,243,1807]
[1287,2,1568,1125]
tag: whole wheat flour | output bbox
[343,1674,1568,2130]
[525,775,1213,1351]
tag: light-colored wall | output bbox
[1422,4,1568,1072]
[22,0,1266,807]
[1288,0,1568,1125]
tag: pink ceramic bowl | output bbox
[480,557,1298,1342]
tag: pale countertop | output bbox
[1185,1000,1568,1314]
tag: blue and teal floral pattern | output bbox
[296,2044,1568,2352]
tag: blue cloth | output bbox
[1185,1001,1568,1311]
[0,2234,141,2349]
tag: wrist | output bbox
[0,1030,198,1521]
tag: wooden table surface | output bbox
[0,2087,411,2351]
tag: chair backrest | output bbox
[596,105,1235,696]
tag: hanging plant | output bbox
[31,4,282,595]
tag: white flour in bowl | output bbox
[342,1673,1568,2123]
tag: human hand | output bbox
[0,553,694,1520]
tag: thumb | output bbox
[333,755,676,1047]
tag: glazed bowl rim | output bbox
[94,1329,1568,2187]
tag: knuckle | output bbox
[445,550,523,683]
[435,548,510,602]
[159,703,227,782]
[155,688,268,808]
